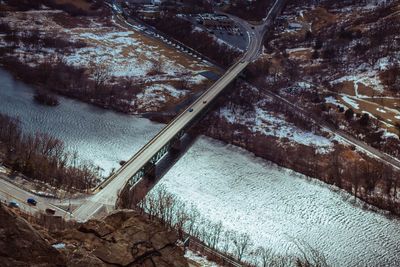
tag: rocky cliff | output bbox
[0,205,189,267]
[55,210,189,267]
[0,204,66,267]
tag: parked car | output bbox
[45,208,56,215]
[27,198,37,206]
[8,201,19,208]
[189,108,194,112]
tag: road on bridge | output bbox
[72,0,285,222]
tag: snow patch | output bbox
[341,95,359,109]
[185,250,220,267]
[219,106,333,152]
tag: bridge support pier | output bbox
[171,139,181,153]
[144,163,156,180]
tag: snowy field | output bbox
[156,136,400,267]
[219,101,335,153]
[1,10,217,112]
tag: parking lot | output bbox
[187,13,249,51]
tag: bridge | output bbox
[73,0,286,222]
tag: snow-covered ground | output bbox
[2,66,400,266]
[219,103,334,153]
[156,136,400,267]
[1,10,216,112]
[185,250,220,267]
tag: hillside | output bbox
[0,204,66,266]
[0,204,189,266]
[202,0,400,215]
[0,0,216,114]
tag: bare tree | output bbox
[232,232,252,261]
[92,64,109,91]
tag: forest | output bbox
[0,113,100,192]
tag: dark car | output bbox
[189,108,194,112]
[8,201,19,208]
[27,198,37,206]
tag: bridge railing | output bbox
[93,60,248,193]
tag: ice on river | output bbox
[156,136,400,267]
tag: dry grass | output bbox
[334,95,400,132]
[287,48,313,61]
[302,7,338,32]
[357,83,375,97]
[51,12,88,28]
[335,81,356,96]
[368,98,400,110]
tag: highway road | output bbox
[0,177,73,219]
[73,0,285,222]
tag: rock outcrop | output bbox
[0,205,188,267]
[58,210,189,267]
[0,204,66,267]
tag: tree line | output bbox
[0,113,100,192]
[199,77,400,215]
[0,55,139,114]
[134,185,329,267]
[225,0,275,21]
[142,13,241,68]
[3,0,107,17]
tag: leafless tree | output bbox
[232,232,252,261]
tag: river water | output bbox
[1,69,400,266]
[0,69,163,176]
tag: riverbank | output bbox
[0,6,217,115]
[154,136,400,267]
[0,68,164,176]
[2,66,400,266]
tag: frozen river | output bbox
[0,69,163,176]
[1,69,400,266]
[157,137,400,266]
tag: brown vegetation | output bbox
[122,186,329,267]
[142,14,241,68]
[198,78,400,215]
[0,55,141,113]
[225,0,275,21]
[3,0,108,17]
[0,113,100,192]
